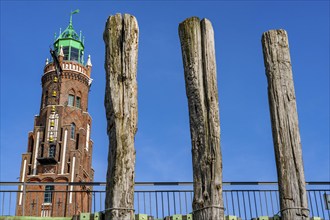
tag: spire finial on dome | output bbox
[70,9,80,27]
[58,9,80,40]
[46,58,49,65]
[86,55,92,67]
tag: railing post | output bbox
[9,192,12,215]
[1,191,5,216]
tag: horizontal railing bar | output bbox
[17,189,94,192]
[1,181,329,186]
[4,189,329,192]
[306,189,330,192]
[3,189,329,194]
[0,182,105,186]
[305,182,330,185]
[226,189,330,192]
[135,182,193,186]
[224,182,277,185]
[0,190,21,193]
[135,190,193,192]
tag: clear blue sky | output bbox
[1,1,329,183]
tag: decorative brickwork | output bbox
[16,55,93,217]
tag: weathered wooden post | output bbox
[179,17,224,220]
[103,13,139,220]
[262,29,309,219]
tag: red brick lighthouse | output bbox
[16,10,94,217]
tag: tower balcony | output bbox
[36,142,57,165]
[36,157,57,165]
[42,60,92,89]
[44,60,90,78]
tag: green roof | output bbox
[53,10,85,64]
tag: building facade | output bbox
[16,14,94,217]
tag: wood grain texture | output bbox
[103,13,139,220]
[262,29,308,219]
[179,17,224,220]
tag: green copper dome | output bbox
[53,10,85,64]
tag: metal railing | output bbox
[0,182,329,219]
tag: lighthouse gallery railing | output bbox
[0,181,329,219]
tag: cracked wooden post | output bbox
[179,17,224,220]
[262,29,309,219]
[103,13,139,220]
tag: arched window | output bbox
[68,94,74,106]
[28,136,34,164]
[76,91,82,109]
[28,136,34,153]
[70,123,76,139]
[76,96,81,108]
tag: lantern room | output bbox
[53,10,85,64]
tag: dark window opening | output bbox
[44,185,54,203]
[58,144,62,162]
[76,97,81,108]
[63,46,69,60]
[67,162,70,173]
[60,128,63,141]
[40,144,44,157]
[71,48,79,62]
[71,123,75,139]
[76,134,80,150]
[28,137,34,152]
[49,145,56,158]
[28,137,34,164]
[42,131,46,142]
[45,91,48,107]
